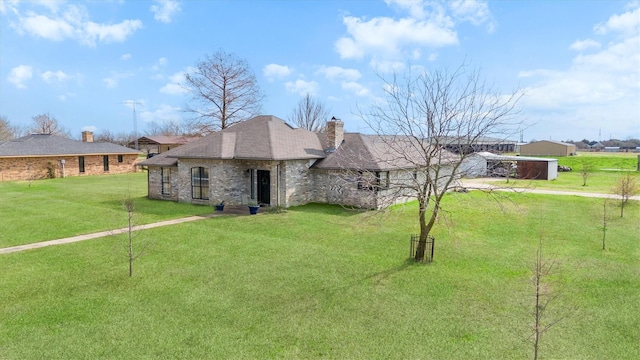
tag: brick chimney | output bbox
[82,131,94,143]
[325,117,344,153]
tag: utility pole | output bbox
[122,100,141,150]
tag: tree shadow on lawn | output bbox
[321,259,418,299]
[288,203,369,217]
[100,196,211,217]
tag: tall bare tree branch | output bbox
[355,64,524,261]
[183,50,264,134]
[288,93,331,132]
[29,113,69,137]
[0,115,19,140]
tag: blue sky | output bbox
[1,0,638,142]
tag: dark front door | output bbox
[257,170,270,205]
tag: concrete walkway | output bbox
[0,205,258,255]
[459,178,640,201]
[1,186,635,255]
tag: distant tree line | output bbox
[564,138,640,150]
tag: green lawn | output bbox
[0,172,211,248]
[1,180,639,359]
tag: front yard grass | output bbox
[1,190,638,359]
[0,172,211,248]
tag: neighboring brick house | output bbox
[132,135,199,155]
[0,131,140,181]
[141,115,456,209]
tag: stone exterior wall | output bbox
[147,166,179,201]
[281,159,316,207]
[310,167,453,209]
[146,157,454,210]
[172,159,317,207]
[0,154,138,182]
[311,169,378,209]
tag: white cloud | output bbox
[160,83,186,95]
[159,69,189,95]
[81,125,97,132]
[569,39,601,51]
[8,3,142,47]
[121,53,132,61]
[369,58,406,73]
[80,19,143,46]
[41,70,70,83]
[336,15,458,61]
[317,66,361,82]
[518,5,640,139]
[103,78,117,89]
[449,0,495,32]
[152,57,168,71]
[139,104,182,124]
[58,92,76,102]
[102,71,134,89]
[263,64,292,81]
[384,0,427,19]
[285,79,319,96]
[8,65,33,88]
[335,0,494,71]
[16,13,74,41]
[151,0,181,24]
[594,5,640,35]
[341,81,370,97]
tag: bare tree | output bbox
[611,171,638,218]
[120,195,151,277]
[183,50,264,134]
[0,115,18,140]
[600,199,610,250]
[94,130,137,147]
[29,113,69,137]
[145,119,188,136]
[94,129,116,143]
[288,93,331,132]
[530,237,567,360]
[580,161,591,187]
[358,65,523,261]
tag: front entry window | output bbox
[191,167,209,200]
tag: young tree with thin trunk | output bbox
[600,199,610,250]
[288,93,331,132]
[531,237,566,360]
[121,196,151,277]
[358,65,523,261]
[611,171,638,218]
[183,50,264,134]
[580,161,591,187]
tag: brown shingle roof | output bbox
[138,151,178,166]
[314,134,457,170]
[162,115,326,160]
[138,115,458,170]
[134,135,199,146]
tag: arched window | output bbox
[191,167,209,200]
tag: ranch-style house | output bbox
[0,131,140,182]
[140,115,455,209]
